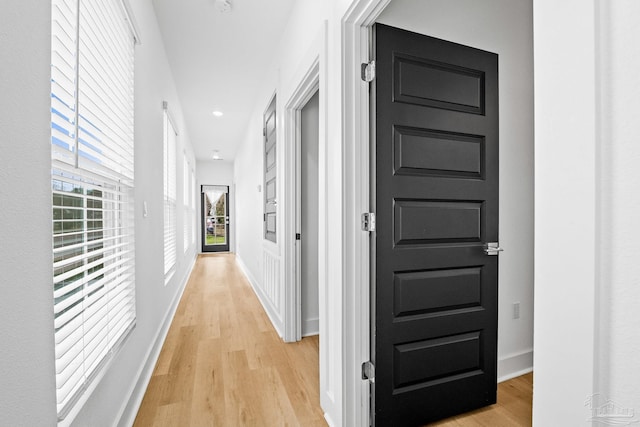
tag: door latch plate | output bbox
[362,361,375,383]
[484,242,504,256]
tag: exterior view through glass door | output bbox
[202,185,229,252]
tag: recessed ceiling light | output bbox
[212,111,223,117]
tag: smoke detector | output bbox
[214,0,232,13]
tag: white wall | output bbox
[534,0,640,425]
[533,1,597,425]
[377,0,535,381]
[196,160,235,252]
[234,106,267,284]
[596,0,640,405]
[0,0,198,425]
[0,1,57,425]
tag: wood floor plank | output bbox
[429,372,533,426]
[189,338,224,427]
[134,253,531,426]
[134,254,326,427]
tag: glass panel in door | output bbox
[202,185,229,252]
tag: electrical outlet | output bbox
[513,302,521,319]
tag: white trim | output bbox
[284,58,320,343]
[341,1,391,426]
[116,253,196,427]
[235,254,284,338]
[162,101,179,135]
[118,0,142,44]
[315,21,331,419]
[498,349,534,382]
[324,412,337,427]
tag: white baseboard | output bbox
[302,317,319,337]
[324,412,336,427]
[498,349,533,382]
[235,255,284,339]
[116,254,196,427]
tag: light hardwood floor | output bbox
[134,253,532,426]
[430,373,533,427]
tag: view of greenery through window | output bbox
[52,174,105,322]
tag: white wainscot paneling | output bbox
[263,250,281,313]
[240,249,283,338]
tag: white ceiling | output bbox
[152,0,297,161]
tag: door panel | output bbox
[393,267,482,316]
[393,126,484,178]
[394,200,482,244]
[372,23,499,426]
[393,53,485,114]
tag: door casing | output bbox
[280,22,331,417]
[341,1,393,426]
[284,63,319,342]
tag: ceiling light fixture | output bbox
[214,0,232,13]
[212,110,223,117]
[212,150,222,160]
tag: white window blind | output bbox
[191,167,197,245]
[163,106,177,279]
[51,0,136,421]
[183,152,190,253]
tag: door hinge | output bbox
[362,361,375,383]
[361,212,376,232]
[263,126,266,137]
[295,233,301,241]
[361,61,376,82]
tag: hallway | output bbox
[134,254,326,426]
[133,253,533,426]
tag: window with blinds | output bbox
[183,153,190,253]
[163,106,177,280]
[191,167,197,245]
[51,0,136,421]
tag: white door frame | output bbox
[341,0,392,425]
[283,22,328,347]
[284,59,320,342]
[281,21,335,424]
